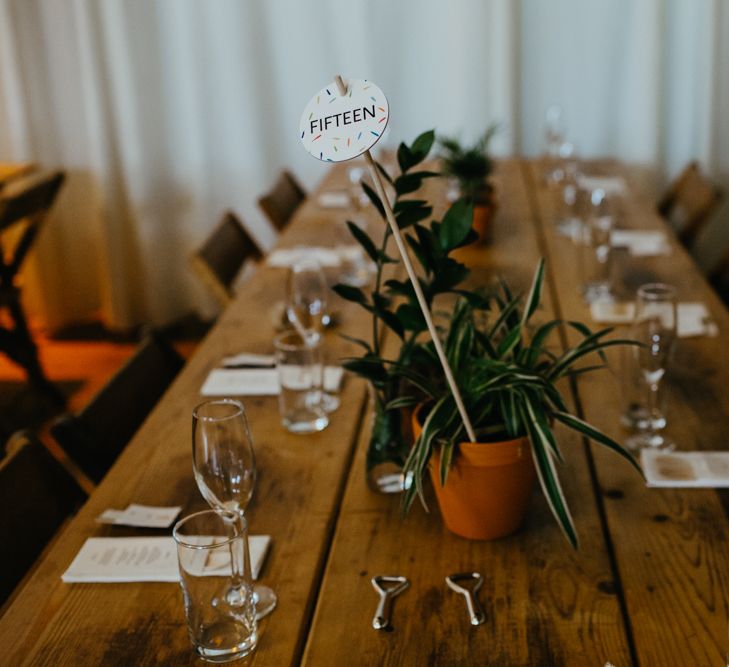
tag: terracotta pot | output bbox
[412,405,536,540]
[472,202,495,244]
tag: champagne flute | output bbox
[192,398,277,619]
[286,259,340,413]
[625,283,677,451]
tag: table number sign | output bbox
[299,79,389,162]
[298,76,476,442]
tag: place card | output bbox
[318,191,352,208]
[577,175,627,197]
[589,301,718,338]
[610,230,671,257]
[641,450,729,488]
[96,504,182,528]
[200,366,344,397]
[62,535,271,583]
[220,353,275,369]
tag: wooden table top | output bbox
[1,157,728,666]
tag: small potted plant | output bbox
[395,260,642,546]
[439,126,498,243]
[333,129,477,492]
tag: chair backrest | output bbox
[190,211,264,308]
[50,331,185,483]
[657,162,721,246]
[0,431,86,606]
[257,170,306,232]
[0,171,65,281]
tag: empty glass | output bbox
[578,188,615,303]
[543,105,567,184]
[624,284,678,451]
[173,509,257,663]
[286,259,340,413]
[192,399,277,620]
[274,331,329,434]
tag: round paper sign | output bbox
[299,78,388,162]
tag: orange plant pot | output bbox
[472,202,495,244]
[412,406,536,540]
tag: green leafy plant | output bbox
[333,130,478,472]
[391,260,643,548]
[439,126,498,201]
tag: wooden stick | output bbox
[334,75,476,443]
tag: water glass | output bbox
[274,330,328,434]
[173,509,257,663]
[286,259,329,332]
[625,283,677,451]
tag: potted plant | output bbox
[396,260,642,546]
[439,126,498,243]
[333,130,479,492]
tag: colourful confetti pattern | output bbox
[299,78,389,163]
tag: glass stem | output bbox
[646,381,660,441]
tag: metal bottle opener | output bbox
[371,575,409,630]
[445,572,486,626]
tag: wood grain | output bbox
[0,162,35,189]
[525,159,729,666]
[302,160,631,666]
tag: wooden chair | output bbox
[657,161,721,246]
[257,170,306,232]
[0,171,66,405]
[0,431,86,606]
[190,211,264,308]
[50,331,185,484]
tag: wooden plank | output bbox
[0,163,379,665]
[0,162,35,189]
[524,158,729,665]
[302,160,631,665]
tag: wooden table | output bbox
[2,158,728,666]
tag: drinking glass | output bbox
[274,330,329,433]
[192,399,277,619]
[543,105,567,184]
[286,259,340,413]
[173,509,257,662]
[578,188,615,303]
[624,284,678,451]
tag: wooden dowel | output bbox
[334,75,476,443]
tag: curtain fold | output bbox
[1,0,727,330]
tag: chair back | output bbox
[190,211,264,308]
[0,171,65,281]
[658,162,721,246]
[0,431,86,605]
[257,170,306,231]
[50,331,185,483]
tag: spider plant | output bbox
[393,259,643,548]
[439,126,498,200]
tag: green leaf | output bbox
[385,396,421,410]
[439,440,454,486]
[553,411,644,478]
[397,143,416,174]
[394,170,439,196]
[496,323,522,359]
[519,402,578,549]
[410,129,435,162]
[332,283,368,306]
[521,258,545,327]
[361,181,386,220]
[524,392,563,463]
[345,221,378,262]
[338,332,372,353]
[342,358,387,385]
[438,198,474,251]
[396,302,426,331]
[395,200,432,229]
[374,161,393,186]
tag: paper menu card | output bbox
[589,301,718,338]
[266,245,364,269]
[62,535,271,583]
[610,230,671,257]
[317,191,352,208]
[200,366,344,397]
[641,450,729,488]
[96,505,182,528]
[577,175,628,197]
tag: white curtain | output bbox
[1,0,727,331]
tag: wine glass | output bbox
[286,259,340,413]
[192,398,277,619]
[579,188,615,303]
[625,284,677,451]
